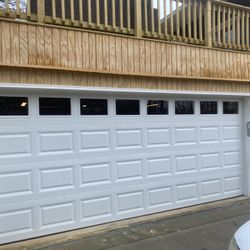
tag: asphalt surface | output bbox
[40,198,250,250]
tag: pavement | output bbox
[2,197,250,250]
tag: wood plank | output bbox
[19,24,28,65]
[44,27,53,66]
[28,25,37,65]
[60,29,68,67]
[37,26,45,65]
[2,22,11,64]
[68,30,76,68]
[75,31,83,69]
[10,23,20,64]
[52,28,60,67]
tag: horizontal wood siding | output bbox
[0,66,250,93]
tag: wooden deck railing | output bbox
[0,0,249,51]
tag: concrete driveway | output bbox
[2,197,250,250]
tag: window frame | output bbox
[200,101,218,115]
[0,96,29,117]
[80,98,109,116]
[147,99,169,116]
[115,99,141,116]
[175,100,195,115]
[38,97,72,117]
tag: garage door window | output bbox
[200,101,218,114]
[116,100,140,115]
[223,102,239,114]
[0,96,28,116]
[39,98,71,116]
[175,101,194,115]
[147,100,168,115]
[80,99,108,115]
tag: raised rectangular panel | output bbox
[116,130,142,149]
[147,129,170,146]
[117,160,142,181]
[148,157,170,177]
[0,209,33,235]
[201,153,220,170]
[39,132,73,154]
[148,187,172,207]
[200,127,219,143]
[224,151,241,167]
[81,130,110,151]
[177,183,198,202]
[81,163,111,185]
[0,134,30,157]
[0,171,32,196]
[176,155,197,173]
[117,191,143,213]
[40,167,74,191]
[175,128,196,145]
[201,179,221,197]
[224,176,242,193]
[223,126,240,141]
[81,196,111,219]
[41,202,74,227]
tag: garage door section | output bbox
[0,94,243,244]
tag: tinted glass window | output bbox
[175,101,194,115]
[147,100,168,115]
[200,101,218,114]
[81,99,108,115]
[0,96,28,116]
[223,102,239,114]
[116,100,140,115]
[39,98,71,116]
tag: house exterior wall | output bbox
[1,67,250,94]
[0,19,250,90]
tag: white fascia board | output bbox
[0,83,250,96]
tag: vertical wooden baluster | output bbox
[217,4,221,46]
[232,8,235,47]
[242,10,245,49]
[127,0,131,33]
[222,6,225,46]
[71,0,75,24]
[144,0,148,35]
[135,0,142,36]
[246,12,249,50]
[205,0,212,47]
[193,0,197,41]
[188,0,191,41]
[52,0,56,22]
[120,0,123,31]
[96,0,100,28]
[212,3,215,45]
[5,0,9,16]
[61,0,65,23]
[87,0,92,26]
[182,0,186,40]
[157,0,161,36]
[151,0,155,35]
[79,0,83,26]
[37,0,45,23]
[227,7,231,47]
[237,9,240,48]
[176,0,180,39]
[164,0,168,38]
[16,0,20,16]
[170,0,173,38]
[199,0,202,41]
[112,0,116,30]
[27,0,31,19]
[104,0,108,29]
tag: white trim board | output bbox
[0,83,250,96]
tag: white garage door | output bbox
[0,91,244,244]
